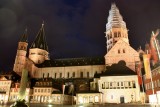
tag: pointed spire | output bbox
[106,3,127,30]
[30,22,48,51]
[20,28,28,42]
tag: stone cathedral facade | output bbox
[13,4,140,79]
[12,3,142,103]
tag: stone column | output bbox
[18,69,28,100]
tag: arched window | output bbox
[123,49,125,53]
[114,32,117,37]
[60,73,62,78]
[118,49,120,54]
[55,73,57,78]
[87,72,89,78]
[89,96,93,103]
[80,72,83,78]
[95,96,99,103]
[132,81,136,88]
[72,72,75,77]
[118,32,121,37]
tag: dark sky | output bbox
[0,0,160,71]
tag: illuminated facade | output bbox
[76,93,102,104]
[143,30,160,103]
[13,25,105,79]
[99,75,140,103]
[104,3,140,71]
[0,77,12,103]
[11,3,142,104]
[9,82,31,102]
[144,64,160,103]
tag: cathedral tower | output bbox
[104,3,140,71]
[29,23,49,64]
[105,3,129,52]
[13,29,28,75]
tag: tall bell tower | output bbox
[104,3,140,71]
[29,22,50,64]
[105,3,129,53]
[13,29,28,76]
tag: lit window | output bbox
[95,96,99,103]
[89,96,93,103]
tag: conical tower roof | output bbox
[20,28,28,42]
[30,23,48,51]
[106,3,127,31]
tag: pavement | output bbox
[1,102,160,107]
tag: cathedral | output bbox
[12,3,143,104]
[13,3,140,80]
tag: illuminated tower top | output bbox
[106,3,127,31]
[30,22,48,51]
[105,3,129,52]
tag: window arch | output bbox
[118,49,120,54]
[123,49,125,53]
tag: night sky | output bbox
[0,0,160,71]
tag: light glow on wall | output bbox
[79,96,83,104]
[149,94,157,104]
[48,99,52,103]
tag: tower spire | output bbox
[30,22,48,51]
[105,3,129,52]
[106,3,127,30]
[20,28,28,42]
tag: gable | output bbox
[0,76,8,81]
[105,39,139,58]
